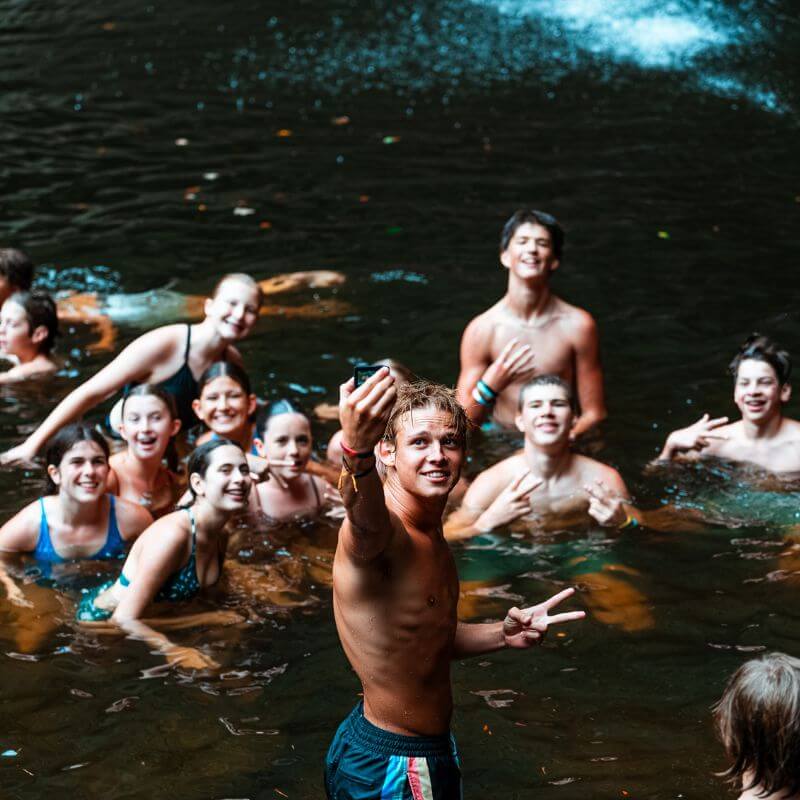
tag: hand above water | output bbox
[481,338,536,395]
[476,469,542,533]
[339,367,396,453]
[585,480,629,528]
[502,587,586,648]
[662,413,729,459]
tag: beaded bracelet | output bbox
[619,514,639,530]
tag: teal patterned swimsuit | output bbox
[77,508,206,621]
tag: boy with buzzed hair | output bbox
[456,209,605,438]
[657,333,800,472]
[446,374,635,540]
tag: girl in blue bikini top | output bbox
[78,439,251,668]
[0,424,152,564]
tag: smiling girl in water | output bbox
[254,400,335,522]
[192,362,258,452]
[78,439,251,669]
[108,385,182,518]
[0,290,59,383]
[0,273,262,466]
[0,424,152,563]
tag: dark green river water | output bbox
[1,0,799,797]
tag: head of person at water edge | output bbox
[204,273,262,341]
[500,209,564,280]
[516,375,576,448]
[714,652,800,799]
[0,291,58,360]
[255,399,313,482]
[185,439,251,511]
[728,333,791,424]
[0,248,34,305]
[119,385,181,461]
[378,382,467,498]
[193,362,256,440]
[44,424,110,500]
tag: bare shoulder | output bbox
[464,453,526,507]
[462,302,504,340]
[114,496,154,539]
[780,417,800,441]
[554,299,598,340]
[0,499,42,550]
[137,510,189,552]
[576,455,627,492]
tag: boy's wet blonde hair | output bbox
[384,381,468,447]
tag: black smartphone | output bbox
[354,364,381,387]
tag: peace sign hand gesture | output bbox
[665,413,729,456]
[502,587,585,649]
[476,469,543,533]
[585,480,629,528]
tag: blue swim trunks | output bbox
[325,703,462,799]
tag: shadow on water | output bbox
[1,0,800,796]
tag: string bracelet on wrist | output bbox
[338,454,375,494]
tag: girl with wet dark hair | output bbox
[714,652,800,799]
[0,290,59,382]
[192,361,258,453]
[108,385,182,518]
[0,424,151,564]
[254,399,336,521]
[78,438,251,670]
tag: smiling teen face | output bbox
[255,412,313,483]
[190,444,251,512]
[48,440,109,503]
[734,358,791,426]
[192,375,256,440]
[204,278,261,342]
[500,222,559,282]
[119,394,181,462]
[516,382,574,450]
[380,405,465,499]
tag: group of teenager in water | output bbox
[0,208,797,799]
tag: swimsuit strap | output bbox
[34,497,59,562]
[187,506,197,548]
[101,495,125,557]
[184,323,192,362]
[309,474,322,512]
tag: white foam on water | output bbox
[480,0,786,111]
[488,0,732,68]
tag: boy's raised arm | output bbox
[337,368,397,563]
